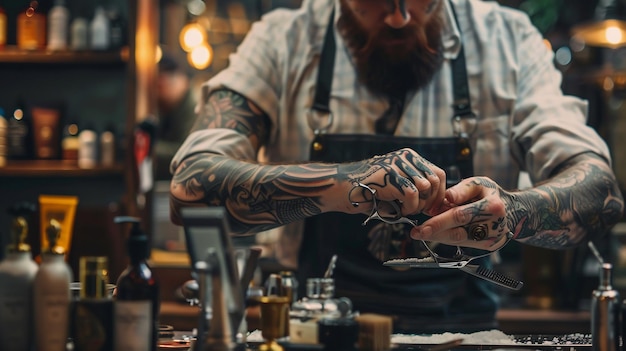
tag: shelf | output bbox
[0,160,125,177]
[0,46,129,64]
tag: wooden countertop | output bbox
[159,301,591,336]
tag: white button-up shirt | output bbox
[173,0,611,267]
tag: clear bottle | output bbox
[78,125,97,169]
[17,1,46,50]
[61,121,79,163]
[70,16,88,50]
[33,218,73,351]
[0,202,39,351]
[72,256,113,351]
[90,6,110,50]
[100,127,115,167]
[47,0,69,51]
[114,216,159,351]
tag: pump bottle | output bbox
[0,202,38,351]
[34,218,73,351]
[114,216,159,351]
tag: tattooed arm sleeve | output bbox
[509,152,623,249]
[169,89,353,234]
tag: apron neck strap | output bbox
[312,7,336,115]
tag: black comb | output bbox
[461,265,524,290]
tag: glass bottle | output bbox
[78,124,97,169]
[7,103,32,160]
[72,256,113,351]
[17,1,46,50]
[47,0,69,51]
[0,4,7,49]
[100,126,115,167]
[114,216,160,351]
[70,16,88,50]
[90,6,110,50]
[61,121,79,163]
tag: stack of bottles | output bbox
[0,103,118,168]
[0,203,160,351]
[0,0,126,52]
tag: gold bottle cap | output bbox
[8,216,31,253]
[79,256,109,299]
[44,219,64,255]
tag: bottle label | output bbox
[36,293,70,348]
[73,300,114,351]
[114,300,152,351]
[0,294,30,348]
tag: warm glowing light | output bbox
[179,23,206,52]
[155,46,163,63]
[13,109,23,120]
[605,26,624,45]
[571,19,626,48]
[188,43,213,70]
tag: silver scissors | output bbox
[352,182,515,268]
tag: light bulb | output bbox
[179,23,206,52]
[605,26,624,45]
[188,43,213,70]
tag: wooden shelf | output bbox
[0,46,129,64]
[0,160,125,177]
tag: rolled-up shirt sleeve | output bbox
[170,129,257,174]
[508,11,611,183]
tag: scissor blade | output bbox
[382,258,469,268]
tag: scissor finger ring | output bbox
[468,223,488,241]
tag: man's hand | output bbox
[409,176,514,251]
[335,148,447,218]
[410,153,624,251]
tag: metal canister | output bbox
[280,271,298,303]
[591,263,621,351]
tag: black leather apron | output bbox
[298,4,498,334]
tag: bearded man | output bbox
[169,0,624,333]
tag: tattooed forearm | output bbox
[505,153,623,249]
[171,153,340,234]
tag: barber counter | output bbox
[158,302,595,351]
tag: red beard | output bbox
[337,2,445,98]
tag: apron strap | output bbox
[312,8,336,115]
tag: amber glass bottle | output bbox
[0,4,7,49]
[17,1,46,50]
[114,217,160,351]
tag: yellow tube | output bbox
[38,195,79,260]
